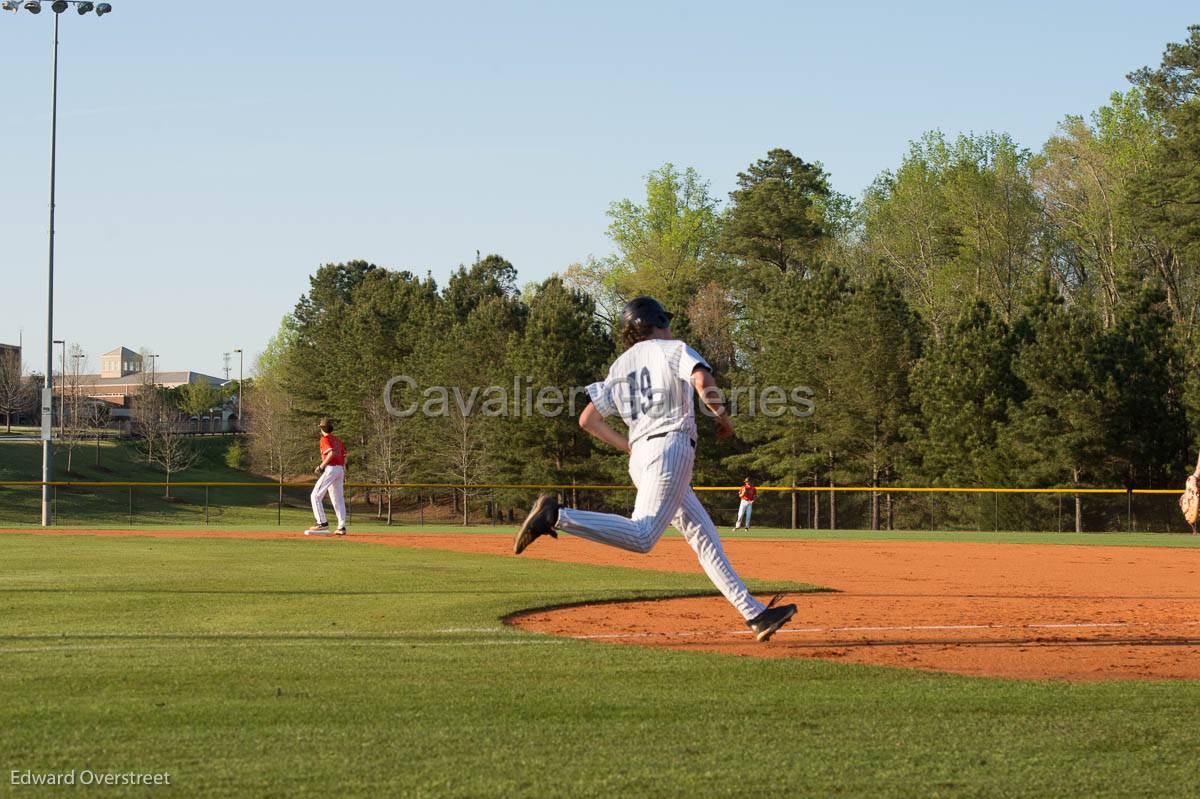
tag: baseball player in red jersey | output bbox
[306,417,348,536]
[733,477,757,531]
[514,297,796,642]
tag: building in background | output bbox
[100,347,141,379]
[57,346,230,433]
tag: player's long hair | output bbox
[620,321,657,350]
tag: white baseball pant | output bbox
[311,464,346,528]
[556,432,766,620]
[735,499,753,529]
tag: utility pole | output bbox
[4,0,117,525]
[233,348,243,429]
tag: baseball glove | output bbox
[1179,475,1199,525]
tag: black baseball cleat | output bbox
[746,596,797,642]
[514,493,560,555]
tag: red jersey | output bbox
[320,434,346,467]
[739,484,757,502]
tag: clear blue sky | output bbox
[1,0,1194,378]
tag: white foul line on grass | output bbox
[4,620,1199,653]
[0,628,511,641]
[0,638,569,656]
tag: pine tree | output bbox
[721,149,833,278]
[1103,287,1188,488]
[911,301,1022,490]
[497,278,615,509]
[731,265,853,528]
[1003,291,1111,532]
[825,272,924,529]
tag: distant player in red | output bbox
[306,417,347,536]
[733,477,757,531]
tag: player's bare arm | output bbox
[692,366,734,440]
[578,401,631,454]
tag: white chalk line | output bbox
[0,638,567,656]
[0,627,552,655]
[7,619,1197,642]
[0,628,505,641]
[5,620,1200,652]
[569,619,1200,641]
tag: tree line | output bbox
[247,26,1200,532]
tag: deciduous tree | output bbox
[0,350,34,434]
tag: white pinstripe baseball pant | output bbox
[735,499,753,529]
[556,432,766,620]
[311,465,347,528]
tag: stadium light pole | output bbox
[233,348,243,429]
[3,0,115,525]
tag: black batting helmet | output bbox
[620,296,673,331]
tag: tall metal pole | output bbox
[236,349,243,426]
[41,12,61,527]
[55,339,64,440]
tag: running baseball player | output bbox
[514,296,796,642]
[733,476,757,531]
[306,417,348,536]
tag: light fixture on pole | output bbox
[3,0,114,525]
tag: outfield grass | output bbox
[0,439,562,530]
[0,438,306,528]
[1,533,1198,797]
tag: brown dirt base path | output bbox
[4,529,1200,681]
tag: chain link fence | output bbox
[0,482,1191,534]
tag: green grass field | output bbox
[0,439,602,530]
[0,438,467,530]
[2,532,1199,797]
[0,438,308,528]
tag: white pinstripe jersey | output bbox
[586,339,710,447]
